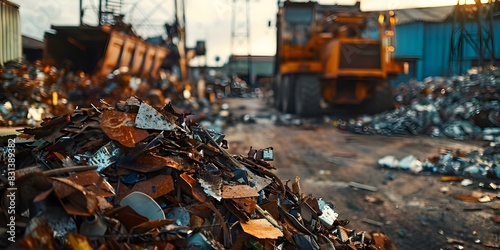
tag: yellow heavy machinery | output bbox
[273,1,405,116]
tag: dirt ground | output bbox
[218,97,499,250]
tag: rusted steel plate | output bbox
[101,110,150,148]
[129,174,175,199]
[50,177,98,216]
[179,173,207,202]
[232,198,256,215]
[68,170,116,197]
[105,205,149,231]
[222,185,259,199]
[240,219,283,239]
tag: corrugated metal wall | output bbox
[395,19,500,81]
[421,22,452,78]
[394,22,424,58]
[0,0,21,66]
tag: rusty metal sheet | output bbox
[260,200,279,221]
[232,198,256,215]
[120,153,192,173]
[50,177,98,216]
[135,102,177,131]
[222,185,259,199]
[101,110,150,147]
[240,219,283,239]
[129,174,175,199]
[106,206,149,231]
[179,173,207,202]
[67,170,116,197]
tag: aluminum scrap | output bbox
[0,96,397,250]
[135,102,178,131]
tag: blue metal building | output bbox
[392,5,500,84]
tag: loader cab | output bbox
[277,2,317,63]
[282,3,314,46]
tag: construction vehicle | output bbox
[273,1,405,116]
[44,23,169,79]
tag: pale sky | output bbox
[12,0,465,66]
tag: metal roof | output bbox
[394,6,455,25]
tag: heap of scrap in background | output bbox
[339,68,500,142]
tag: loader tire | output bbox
[363,80,395,114]
[282,74,296,114]
[295,75,323,117]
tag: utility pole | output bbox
[175,0,189,90]
[231,0,252,86]
[98,0,102,25]
[79,0,83,26]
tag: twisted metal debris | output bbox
[0,97,396,249]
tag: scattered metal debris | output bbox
[378,144,500,190]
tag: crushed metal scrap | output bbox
[338,69,500,142]
[0,97,396,249]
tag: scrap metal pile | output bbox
[0,97,396,249]
[338,69,500,142]
[0,61,183,127]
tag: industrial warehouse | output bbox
[0,0,499,249]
